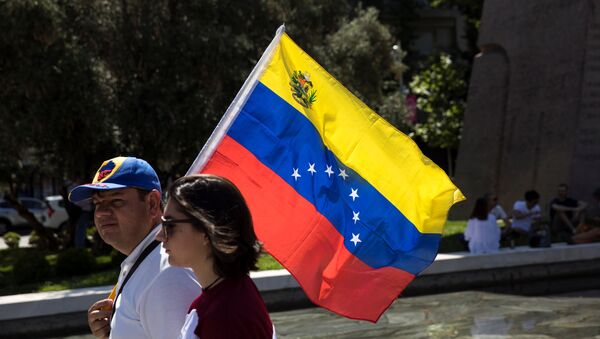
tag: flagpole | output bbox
[186,25,286,175]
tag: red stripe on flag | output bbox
[200,136,415,322]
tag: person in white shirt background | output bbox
[464,197,501,254]
[484,192,511,228]
[69,156,200,339]
[511,190,542,240]
[484,192,516,247]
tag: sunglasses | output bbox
[160,216,195,240]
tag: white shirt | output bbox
[111,227,201,339]
[464,214,500,254]
[490,204,508,221]
[511,200,541,232]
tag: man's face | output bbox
[557,186,568,199]
[526,199,539,209]
[92,188,154,255]
[487,195,498,208]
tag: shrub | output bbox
[55,248,96,277]
[13,250,52,284]
[90,229,112,256]
[86,226,96,238]
[110,249,126,267]
[28,231,42,248]
[3,232,20,249]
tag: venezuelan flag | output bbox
[188,26,464,322]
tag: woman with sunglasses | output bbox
[156,174,275,339]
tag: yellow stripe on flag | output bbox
[259,34,464,234]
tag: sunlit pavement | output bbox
[54,290,600,338]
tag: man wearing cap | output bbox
[70,156,200,339]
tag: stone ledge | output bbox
[422,242,600,274]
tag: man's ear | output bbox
[147,190,163,217]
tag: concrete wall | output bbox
[454,0,600,217]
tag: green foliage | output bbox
[257,252,284,271]
[317,7,409,128]
[0,0,409,186]
[110,248,127,267]
[37,269,119,293]
[3,232,20,249]
[438,219,468,252]
[429,0,483,56]
[409,53,467,150]
[0,247,119,295]
[28,230,42,248]
[263,0,352,52]
[0,0,115,184]
[12,250,51,284]
[55,248,96,277]
[86,226,96,238]
[442,220,468,236]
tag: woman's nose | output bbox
[155,227,166,242]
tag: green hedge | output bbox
[12,250,51,284]
[3,232,20,249]
[55,248,96,277]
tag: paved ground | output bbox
[53,290,600,338]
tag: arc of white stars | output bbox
[307,163,317,175]
[324,165,334,178]
[338,168,349,180]
[349,188,359,201]
[352,211,360,224]
[350,233,362,246]
[291,168,301,181]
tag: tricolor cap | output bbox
[69,156,161,203]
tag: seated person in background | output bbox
[464,198,500,254]
[570,187,600,244]
[550,183,587,240]
[485,193,511,228]
[511,190,542,239]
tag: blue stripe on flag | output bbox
[227,82,440,274]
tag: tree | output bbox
[0,0,117,248]
[316,7,409,129]
[0,0,409,247]
[0,0,117,178]
[429,0,483,57]
[409,53,467,176]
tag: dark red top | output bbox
[188,274,273,338]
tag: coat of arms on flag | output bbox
[187,25,464,322]
[290,71,317,108]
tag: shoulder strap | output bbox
[111,240,161,319]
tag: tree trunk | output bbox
[4,193,59,250]
[447,147,454,178]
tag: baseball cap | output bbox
[69,156,161,203]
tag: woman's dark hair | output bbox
[524,190,540,202]
[167,174,261,277]
[469,198,489,221]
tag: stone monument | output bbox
[453,0,600,217]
